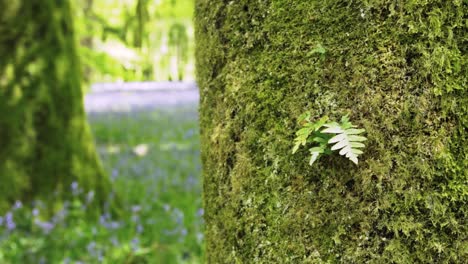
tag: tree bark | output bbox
[195,0,467,263]
[0,0,110,212]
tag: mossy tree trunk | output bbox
[0,0,110,212]
[196,0,467,263]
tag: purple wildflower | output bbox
[130,237,140,251]
[100,216,107,226]
[97,250,104,262]
[197,208,204,217]
[173,208,184,224]
[32,208,40,217]
[110,236,119,246]
[52,208,68,224]
[71,181,80,195]
[5,212,15,231]
[186,175,196,187]
[109,221,120,229]
[34,219,55,234]
[87,241,97,255]
[131,205,142,213]
[131,214,140,223]
[111,169,119,181]
[13,200,22,210]
[136,224,144,234]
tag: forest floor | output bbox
[0,83,203,263]
[84,81,199,113]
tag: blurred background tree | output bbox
[75,0,195,84]
[0,0,110,213]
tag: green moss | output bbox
[195,0,467,262]
[0,1,110,212]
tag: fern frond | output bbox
[309,147,324,165]
[324,127,366,164]
[292,114,366,166]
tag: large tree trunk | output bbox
[195,1,466,263]
[0,0,110,212]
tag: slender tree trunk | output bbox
[196,0,467,263]
[0,0,110,212]
[80,0,94,82]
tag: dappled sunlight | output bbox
[132,144,149,157]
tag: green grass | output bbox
[0,107,203,263]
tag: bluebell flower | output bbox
[87,241,97,255]
[110,236,119,246]
[5,212,15,231]
[71,181,80,195]
[99,213,109,225]
[173,208,184,224]
[136,224,144,234]
[197,208,204,217]
[52,208,68,224]
[13,200,22,210]
[130,237,139,251]
[34,219,55,234]
[32,208,40,217]
[111,169,119,181]
[131,205,142,213]
[109,221,120,229]
[97,250,104,262]
[131,214,140,223]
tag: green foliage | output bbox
[75,0,195,83]
[0,109,203,263]
[293,114,367,165]
[196,0,467,263]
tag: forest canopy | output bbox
[76,0,194,83]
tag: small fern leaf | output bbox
[292,143,301,154]
[328,133,347,144]
[352,149,364,155]
[322,123,343,134]
[345,129,366,135]
[310,152,320,165]
[325,126,366,165]
[331,140,348,151]
[349,154,358,165]
[309,147,324,165]
[350,142,365,148]
[348,135,367,142]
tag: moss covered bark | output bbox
[195,0,467,263]
[0,1,110,212]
